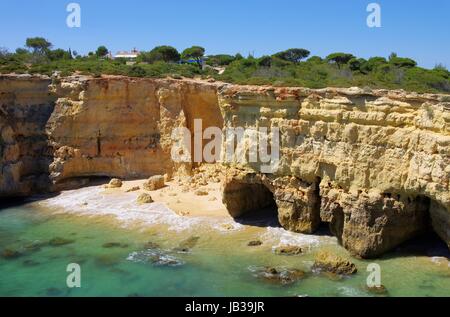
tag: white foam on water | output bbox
[261,227,337,252]
[430,256,449,266]
[40,185,242,233]
[127,249,184,267]
[41,186,202,231]
[337,286,366,297]
[211,221,244,232]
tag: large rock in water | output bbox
[312,251,357,275]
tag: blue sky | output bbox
[1,0,449,68]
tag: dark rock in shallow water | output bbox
[95,254,121,267]
[366,285,389,295]
[102,242,129,249]
[248,240,263,247]
[250,266,306,285]
[173,236,200,252]
[1,248,22,259]
[312,251,357,275]
[144,241,160,249]
[49,237,75,247]
[274,245,302,255]
[23,259,41,267]
[46,287,63,297]
[179,236,200,248]
[321,272,344,281]
[24,241,47,252]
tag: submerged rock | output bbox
[250,266,306,285]
[173,236,200,252]
[312,251,357,275]
[95,254,121,267]
[1,248,22,259]
[274,245,303,255]
[22,259,41,267]
[23,241,47,252]
[49,237,75,247]
[144,241,161,249]
[143,176,165,191]
[102,242,129,249]
[366,285,389,295]
[46,287,64,297]
[137,193,154,204]
[248,240,263,247]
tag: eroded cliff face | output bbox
[219,85,450,258]
[0,75,55,196]
[46,77,221,189]
[1,74,449,258]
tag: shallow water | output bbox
[0,187,449,297]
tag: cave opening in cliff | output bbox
[394,195,450,258]
[233,183,280,228]
[314,177,335,237]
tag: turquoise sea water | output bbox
[0,190,449,297]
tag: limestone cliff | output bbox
[219,85,450,258]
[46,76,222,189]
[1,74,449,258]
[0,75,54,196]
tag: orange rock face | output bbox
[46,76,223,188]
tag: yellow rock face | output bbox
[0,75,55,196]
[219,85,450,257]
[1,74,449,258]
[46,76,223,187]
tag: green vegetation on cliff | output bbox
[1,37,449,93]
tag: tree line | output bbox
[1,37,449,94]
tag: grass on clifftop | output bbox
[1,39,450,94]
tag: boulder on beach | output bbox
[312,251,357,275]
[126,186,140,192]
[143,175,165,191]
[105,178,123,189]
[137,193,154,204]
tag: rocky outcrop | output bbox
[219,85,450,258]
[0,75,55,196]
[1,74,450,258]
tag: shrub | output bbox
[326,53,355,69]
[389,56,417,68]
[273,48,310,63]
